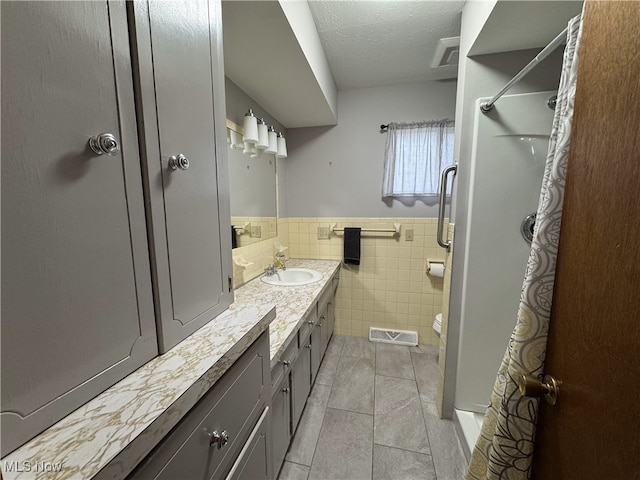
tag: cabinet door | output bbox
[310,324,322,385]
[327,295,337,345]
[271,376,291,476]
[225,407,271,480]
[291,338,311,430]
[0,1,158,456]
[130,0,233,352]
[319,305,330,356]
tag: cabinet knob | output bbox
[89,133,120,156]
[209,430,229,449]
[306,344,312,349]
[169,153,190,171]
[307,320,315,326]
[282,387,290,394]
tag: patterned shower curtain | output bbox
[466,12,583,480]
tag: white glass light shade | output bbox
[242,111,259,145]
[276,133,288,159]
[265,129,278,154]
[257,122,269,149]
[243,143,257,157]
[230,130,243,149]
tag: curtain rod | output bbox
[380,119,454,132]
[480,26,568,113]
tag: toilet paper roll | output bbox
[428,262,445,278]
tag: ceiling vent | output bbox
[431,36,460,68]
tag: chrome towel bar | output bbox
[437,164,457,250]
[330,223,401,236]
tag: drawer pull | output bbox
[209,430,229,449]
[282,387,290,394]
[307,320,315,326]
[283,360,291,367]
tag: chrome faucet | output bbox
[264,264,278,276]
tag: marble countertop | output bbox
[1,301,276,480]
[234,258,341,369]
[1,258,340,480]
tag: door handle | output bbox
[517,373,561,405]
[437,164,457,250]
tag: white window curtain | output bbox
[382,119,455,197]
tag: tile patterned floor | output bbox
[277,335,468,480]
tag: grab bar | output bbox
[437,164,457,251]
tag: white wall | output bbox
[283,81,457,218]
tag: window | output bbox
[382,119,455,197]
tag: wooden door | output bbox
[130,0,233,353]
[532,2,640,478]
[1,1,158,456]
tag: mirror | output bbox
[228,126,278,248]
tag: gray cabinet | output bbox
[128,332,271,480]
[271,373,291,477]
[310,321,323,385]
[226,407,271,480]
[0,1,158,457]
[270,270,340,477]
[130,0,233,353]
[291,336,311,430]
[1,0,234,457]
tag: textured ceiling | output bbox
[307,0,464,90]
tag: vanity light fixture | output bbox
[265,125,278,154]
[229,129,244,150]
[276,132,288,159]
[256,118,269,150]
[243,143,258,158]
[242,109,259,147]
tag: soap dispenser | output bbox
[275,251,287,270]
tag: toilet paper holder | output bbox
[426,259,445,277]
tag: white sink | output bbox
[261,267,323,286]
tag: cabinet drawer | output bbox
[298,307,317,345]
[129,332,269,480]
[225,407,271,480]
[317,271,339,315]
[317,287,332,317]
[270,338,298,396]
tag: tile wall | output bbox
[231,216,278,248]
[231,219,289,288]
[230,217,449,346]
[286,217,446,346]
[436,224,455,416]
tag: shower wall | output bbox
[455,91,555,412]
[442,46,565,418]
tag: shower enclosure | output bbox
[453,91,556,455]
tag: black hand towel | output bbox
[343,227,361,265]
[231,225,238,249]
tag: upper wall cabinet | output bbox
[129,0,233,353]
[1,0,233,456]
[1,1,158,456]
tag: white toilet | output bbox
[433,313,442,337]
